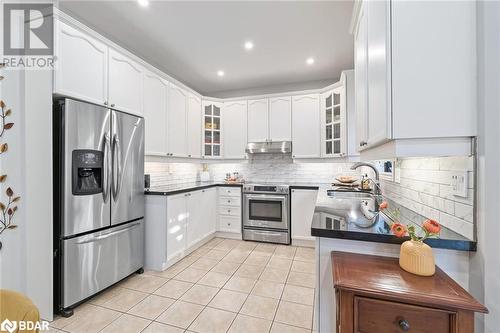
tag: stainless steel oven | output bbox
[243,184,290,244]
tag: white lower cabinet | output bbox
[291,189,318,243]
[200,188,217,239]
[145,188,217,270]
[166,193,187,263]
[217,187,242,234]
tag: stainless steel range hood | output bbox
[245,141,292,154]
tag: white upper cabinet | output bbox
[366,0,391,147]
[167,83,188,157]
[352,0,476,157]
[223,100,247,159]
[247,98,269,142]
[391,1,476,139]
[321,86,346,157]
[54,21,108,106]
[354,3,368,150]
[292,94,321,158]
[342,70,359,157]
[187,94,202,158]
[108,48,143,115]
[202,100,223,158]
[143,71,168,155]
[269,97,292,141]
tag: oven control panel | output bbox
[243,184,289,194]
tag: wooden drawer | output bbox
[218,187,241,197]
[218,196,241,207]
[354,297,453,333]
[219,215,241,233]
[218,206,240,217]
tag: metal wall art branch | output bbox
[0,63,21,250]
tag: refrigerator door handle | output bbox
[111,133,122,201]
[75,222,141,244]
[102,133,111,202]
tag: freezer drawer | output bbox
[62,220,144,307]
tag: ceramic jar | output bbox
[399,240,435,276]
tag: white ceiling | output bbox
[59,1,355,97]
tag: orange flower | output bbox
[391,223,407,238]
[379,201,388,210]
[423,219,441,234]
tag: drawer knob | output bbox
[398,319,410,332]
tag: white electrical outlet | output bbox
[450,171,468,198]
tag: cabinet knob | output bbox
[188,154,191,157]
[110,103,115,107]
[104,101,108,106]
[398,319,410,332]
[359,141,367,147]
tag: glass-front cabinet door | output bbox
[202,101,222,158]
[321,86,346,157]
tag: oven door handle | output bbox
[244,194,288,201]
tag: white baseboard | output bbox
[215,231,243,240]
[292,237,316,248]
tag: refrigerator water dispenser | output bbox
[72,149,103,195]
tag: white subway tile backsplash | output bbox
[146,155,356,187]
[381,156,475,239]
[455,202,474,223]
[145,155,475,240]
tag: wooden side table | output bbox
[332,251,488,333]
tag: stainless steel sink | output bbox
[319,189,383,228]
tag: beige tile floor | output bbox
[50,238,317,333]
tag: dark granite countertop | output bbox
[145,181,323,196]
[311,194,476,252]
[145,181,243,196]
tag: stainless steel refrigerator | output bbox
[53,98,144,317]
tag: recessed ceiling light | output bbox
[306,57,315,65]
[137,0,149,7]
[217,70,225,77]
[244,41,254,50]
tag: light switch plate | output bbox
[394,160,401,184]
[451,171,468,198]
